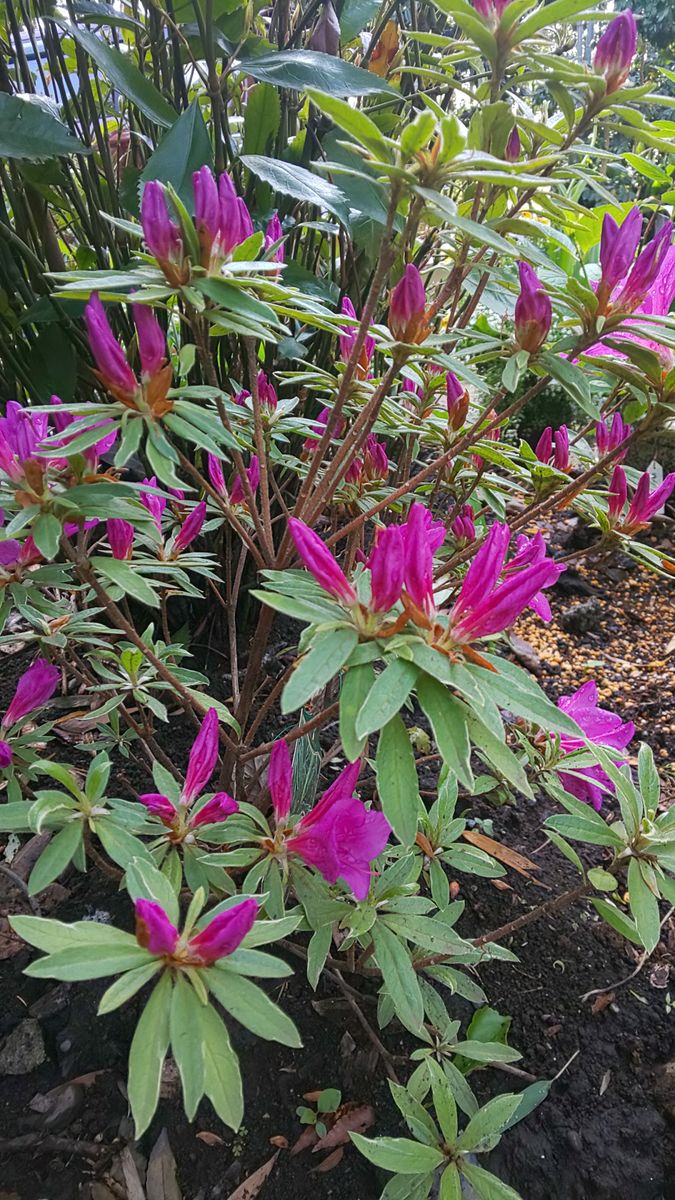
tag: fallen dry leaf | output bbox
[312,1105,375,1153]
[290,1126,319,1156]
[196,1131,224,1147]
[226,1151,279,1200]
[119,1147,146,1200]
[302,1090,323,1102]
[462,830,545,886]
[599,1070,611,1097]
[269,1136,288,1149]
[146,1129,181,1200]
[591,992,615,1015]
[311,1147,344,1173]
[649,962,670,989]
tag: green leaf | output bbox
[62,23,176,128]
[457,1093,522,1152]
[389,1081,440,1145]
[306,90,389,158]
[356,659,419,739]
[98,960,162,1014]
[371,920,424,1035]
[350,1134,444,1174]
[463,708,533,799]
[587,867,617,892]
[243,83,281,158]
[460,1163,523,1200]
[241,155,348,222]
[128,973,172,1137]
[416,188,516,257]
[590,898,642,945]
[170,974,206,1120]
[238,50,398,97]
[204,968,302,1047]
[11,915,139,954]
[32,513,63,561]
[539,353,597,418]
[376,714,421,846]
[126,856,180,926]
[282,626,358,713]
[0,94,87,160]
[90,556,159,608]
[417,675,474,791]
[340,662,376,761]
[28,821,83,895]
[200,1001,244,1130]
[307,925,332,990]
[502,1079,552,1131]
[340,0,379,40]
[440,1164,463,1200]
[25,942,153,981]
[141,101,212,208]
[429,1060,458,1145]
[383,914,468,956]
[637,743,660,813]
[94,819,153,870]
[515,0,595,42]
[628,858,661,953]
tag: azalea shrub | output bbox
[1,0,675,1197]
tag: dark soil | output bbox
[1,546,674,1200]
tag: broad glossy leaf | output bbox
[241,155,349,221]
[238,50,398,96]
[62,23,176,128]
[282,626,358,712]
[128,973,172,1136]
[0,94,87,160]
[375,714,421,846]
[140,101,212,207]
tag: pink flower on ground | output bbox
[287,763,390,900]
[288,518,357,606]
[2,659,59,728]
[555,681,634,810]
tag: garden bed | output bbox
[1,550,673,1200]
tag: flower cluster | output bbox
[84,294,172,418]
[607,466,675,535]
[141,167,253,283]
[135,895,258,964]
[535,425,570,472]
[555,681,635,810]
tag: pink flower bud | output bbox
[402,502,436,616]
[188,897,258,962]
[84,293,137,401]
[182,707,219,804]
[613,222,673,313]
[268,740,293,825]
[594,10,638,94]
[389,265,427,343]
[362,435,388,481]
[608,464,628,520]
[288,517,358,605]
[505,126,520,161]
[193,165,220,265]
[264,213,285,263]
[535,426,553,464]
[451,504,476,545]
[596,412,631,459]
[237,197,254,242]
[514,262,551,353]
[445,372,469,430]
[173,500,206,554]
[256,371,277,412]
[132,304,166,381]
[369,525,404,613]
[0,740,13,768]
[208,453,227,497]
[218,173,241,255]
[624,470,675,532]
[107,518,134,561]
[137,792,177,824]
[190,792,238,828]
[338,297,376,370]
[140,477,166,534]
[140,181,183,266]
[553,425,570,472]
[599,207,641,295]
[311,0,340,54]
[230,455,259,505]
[135,898,179,956]
[2,659,59,728]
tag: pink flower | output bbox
[451,505,476,545]
[256,371,277,413]
[608,464,629,521]
[588,243,675,364]
[138,792,177,824]
[237,198,254,241]
[268,740,292,825]
[505,532,564,623]
[191,792,238,827]
[369,525,404,614]
[594,10,638,94]
[556,681,634,809]
[84,294,137,402]
[623,469,675,533]
[264,213,285,263]
[470,0,508,24]
[596,412,631,460]
[193,164,221,266]
[449,524,564,642]
[140,477,166,534]
[0,401,49,483]
[505,126,520,162]
[287,763,390,900]
[389,265,427,344]
[402,502,437,617]
[445,372,469,431]
[2,659,59,728]
[172,501,206,555]
[288,518,357,605]
[514,263,551,353]
[535,426,553,464]
[0,740,12,768]
[0,536,41,575]
[132,305,166,380]
[229,455,260,505]
[362,435,388,481]
[207,454,227,497]
[107,518,134,560]
[135,899,180,956]
[599,207,642,296]
[310,0,340,54]
[188,897,258,962]
[303,406,344,452]
[49,397,117,472]
[140,181,183,268]
[339,297,376,368]
[182,708,220,804]
[553,425,570,472]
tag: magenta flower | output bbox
[0,741,12,768]
[310,0,340,54]
[288,517,357,605]
[514,263,551,353]
[2,659,59,728]
[0,401,50,483]
[188,897,258,962]
[555,681,635,810]
[268,740,293,825]
[140,477,167,534]
[132,305,166,380]
[229,454,260,506]
[594,10,638,94]
[172,501,206,555]
[607,464,629,520]
[449,523,564,643]
[589,242,675,364]
[84,294,137,402]
[339,297,376,368]
[553,425,570,472]
[535,426,553,464]
[389,265,427,344]
[599,207,642,296]
[505,532,564,623]
[505,126,520,162]
[264,213,285,264]
[369,525,404,614]
[49,397,117,473]
[138,792,177,824]
[256,371,277,413]
[135,899,180,956]
[287,763,390,900]
[208,454,227,497]
[0,536,41,576]
[362,435,388,482]
[193,165,220,265]
[451,505,476,545]
[141,181,183,264]
[402,501,437,617]
[107,518,134,561]
[218,172,240,255]
[182,708,220,803]
[596,412,631,459]
[470,0,508,23]
[623,470,675,533]
[612,221,674,315]
[191,792,238,828]
[445,372,469,430]
[237,197,254,242]
[302,406,344,452]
